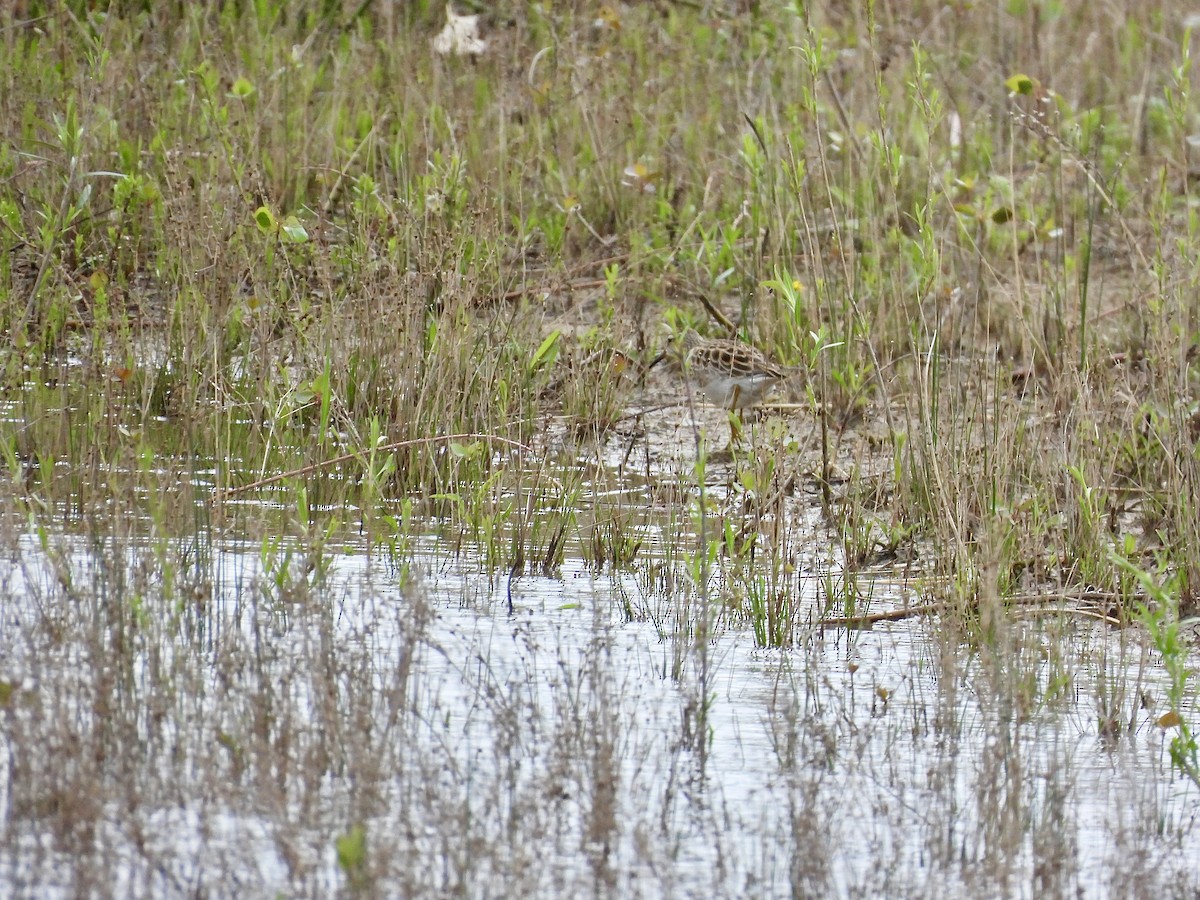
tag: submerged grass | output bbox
[2,0,1200,894]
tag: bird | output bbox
[679,329,786,411]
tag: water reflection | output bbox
[0,534,1196,897]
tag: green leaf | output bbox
[529,329,561,372]
[738,468,757,492]
[1005,73,1036,95]
[335,823,367,874]
[229,77,255,99]
[254,206,276,232]
[280,215,308,243]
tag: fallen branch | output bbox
[215,433,532,499]
[814,589,1129,629]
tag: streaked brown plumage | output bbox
[681,330,784,410]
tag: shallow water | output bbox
[0,528,1196,898]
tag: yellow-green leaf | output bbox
[335,824,367,873]
[1005,73,1036,95]
[229,77,255,99]
[254,206,276,232]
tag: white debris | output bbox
[432,3,486,57]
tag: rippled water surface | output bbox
[1,527,1196,898]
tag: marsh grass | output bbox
[3,0,1200,894]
